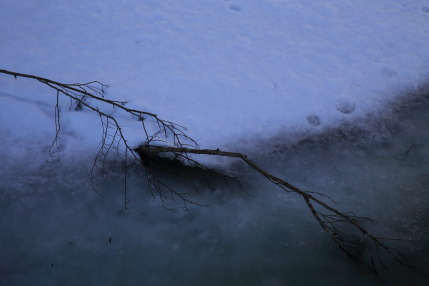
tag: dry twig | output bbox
[0,68,417,276]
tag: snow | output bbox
[1,0,429,151]
[1,0,429,285]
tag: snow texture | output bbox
[1,0,429,152]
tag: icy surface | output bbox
[1,95,429,285]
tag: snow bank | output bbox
[1,0,429,155]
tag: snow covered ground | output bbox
[1,0,429,149]
[1,0,429,285]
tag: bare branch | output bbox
[135,145,417,275]
[0,68,420,277]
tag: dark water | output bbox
[1,88,429,286]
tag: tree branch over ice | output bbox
[0,68,419,277]
[0,69,197,208]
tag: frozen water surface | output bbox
[1,89,429,285]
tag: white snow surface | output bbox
[1,0,429,156]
